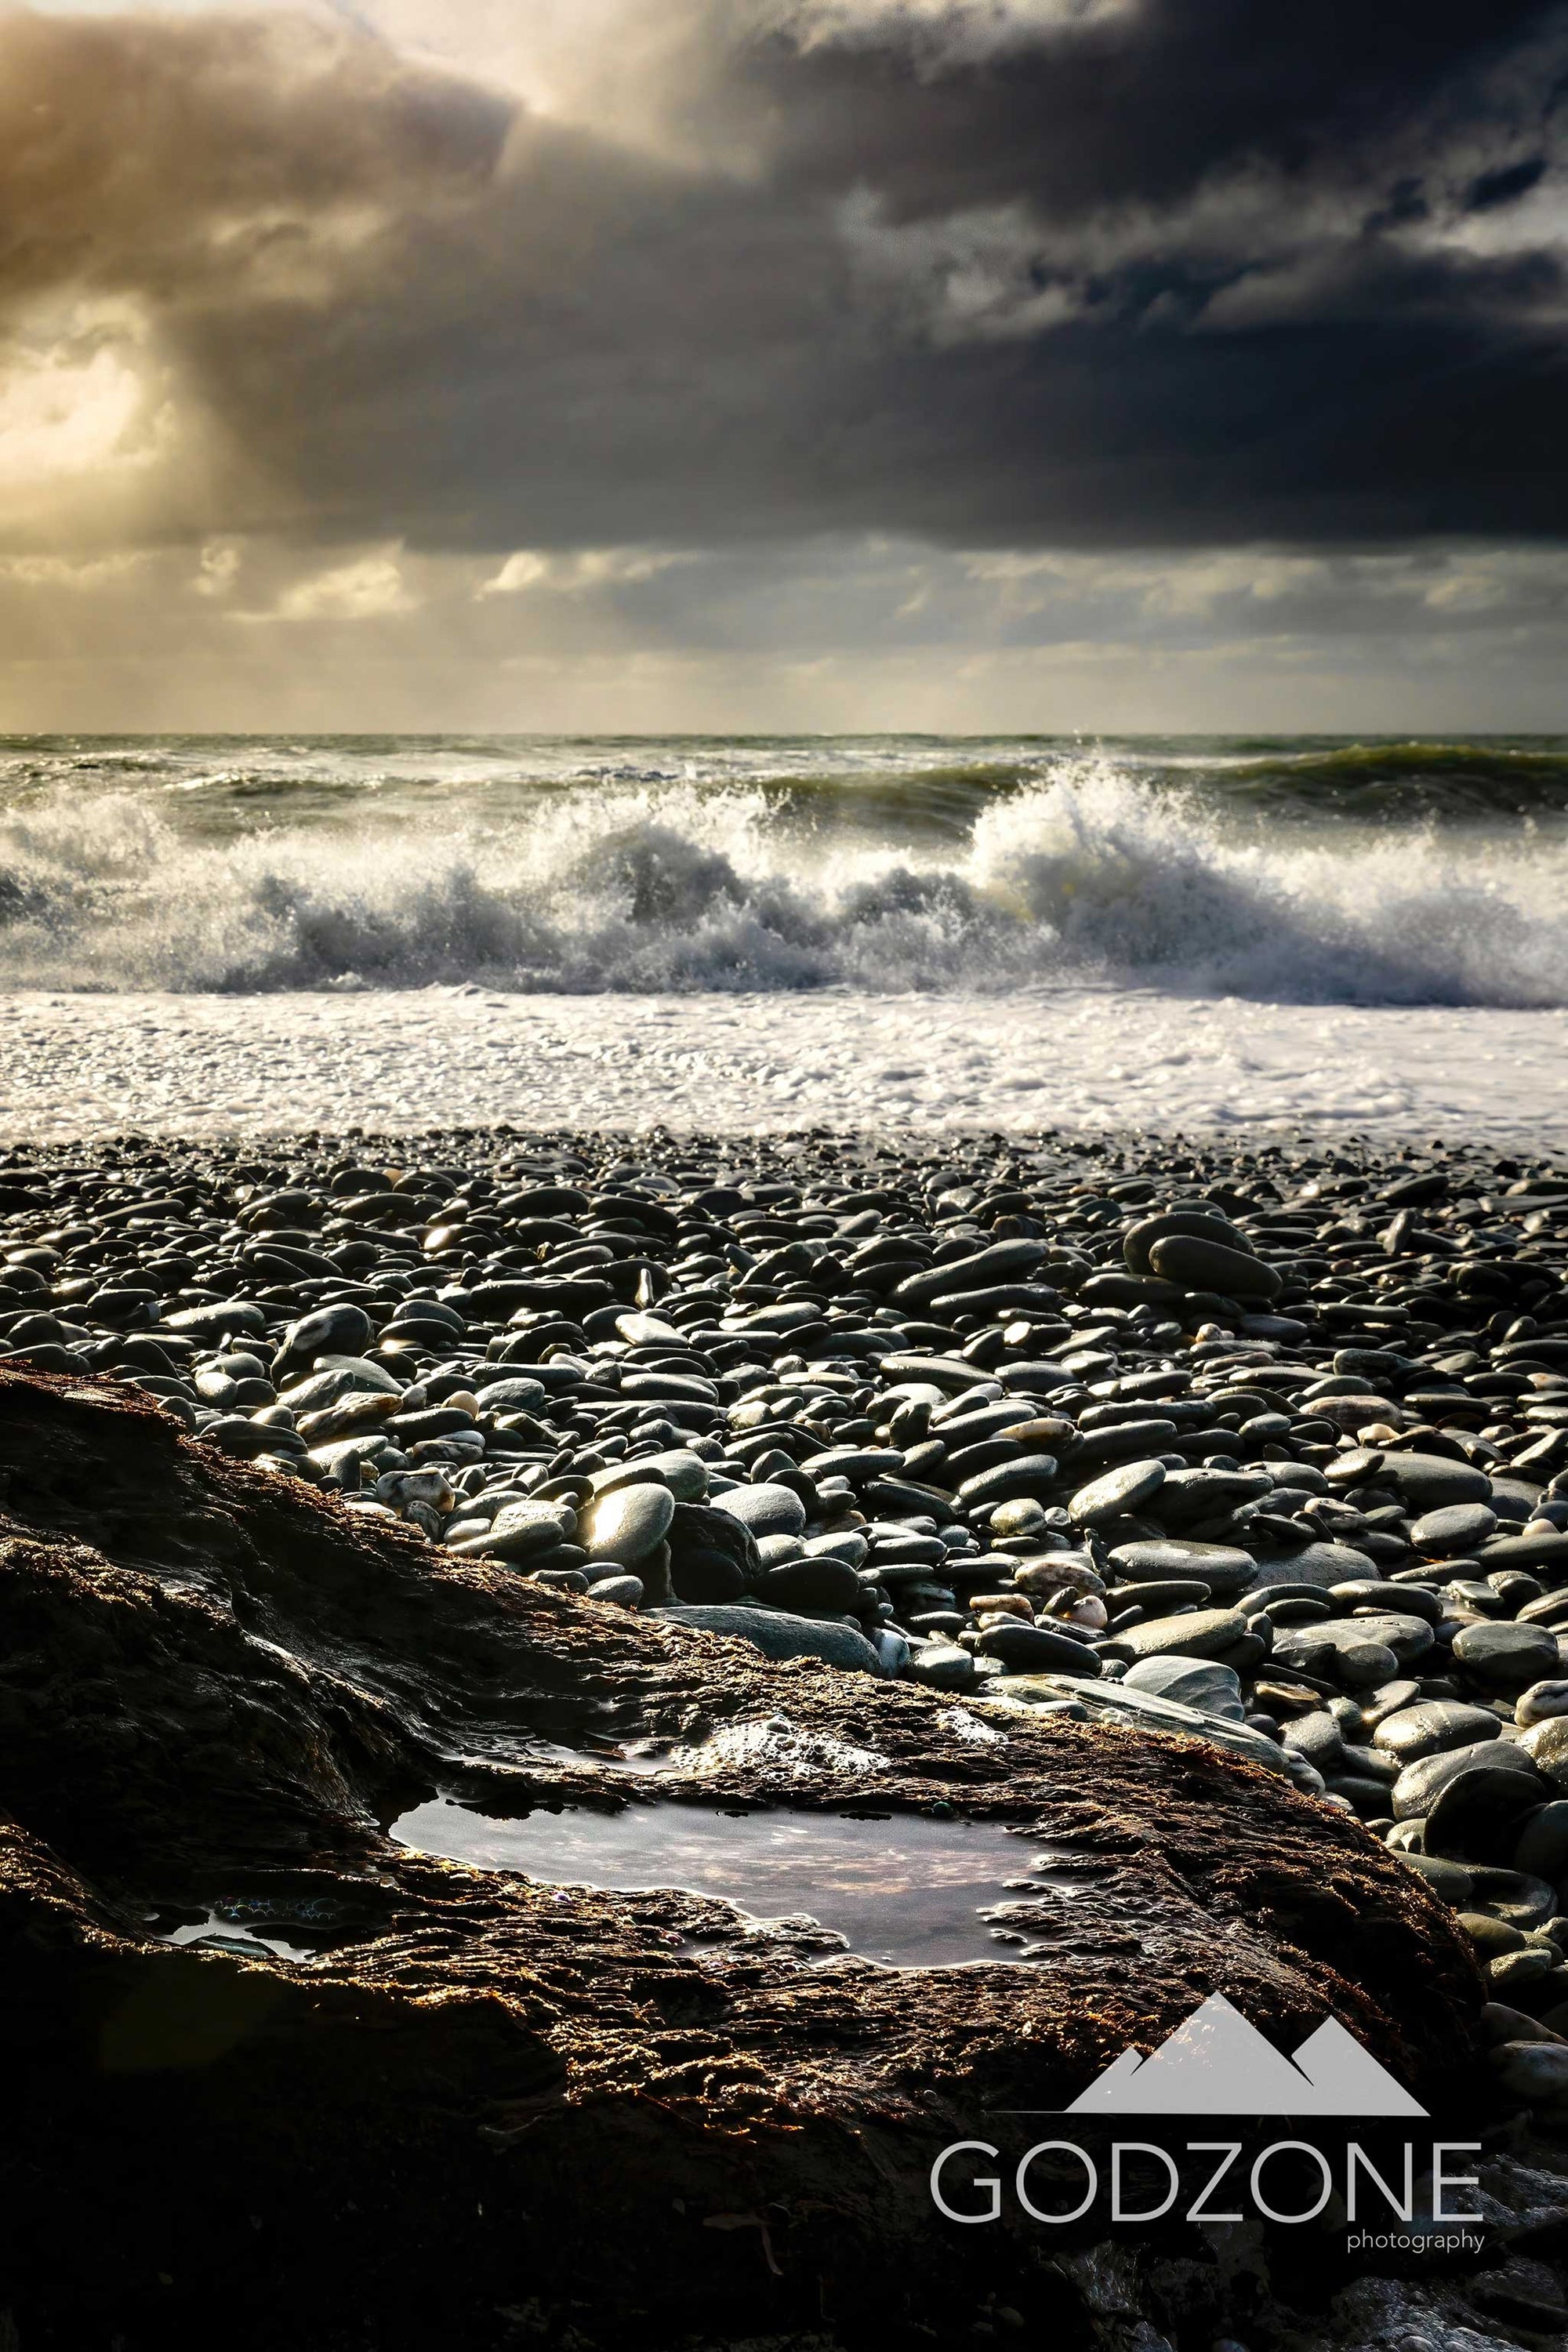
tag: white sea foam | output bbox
[3,985,1566,1145]
[1,757,1565,1005]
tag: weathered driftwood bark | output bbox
[0,1370,1489,2349]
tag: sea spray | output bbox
[1,734,1565,1002]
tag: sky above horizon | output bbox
[3,0,1566,731]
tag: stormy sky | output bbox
[3,0,1566,730]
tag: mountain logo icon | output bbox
[1065,1994,1427,2118]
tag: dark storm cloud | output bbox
[727,0,1560,220]
[2,0,1566,553]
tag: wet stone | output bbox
[712,1482,808,1539]
[1148,1233,1281,1300]
[758,1557,862,1616]
[583,1483,677,1566]
[1379,1454,1496,1512]
[1519,1680,1568,1728]
[1119,1657,1246,1720]
[1412,1502,1500,1557]
[1276,1612,1435,1671]
[1481,1529,1568,1575]
[1423,1760,1554,1864]
[1374,1701,1504,1763]
[1519,1715,1568,1792]
[651,1605,884,1675]
[1104,1607,1250,1664]
[974,1620,1103,1677]
[1108,1540,1259,1594]
[1514,1801,1568,1882]
[1393,1738,1547,1822]
[1452,1621,1562,1694]
[1068,1458,1167,1527]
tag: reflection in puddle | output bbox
[153,1910,317,1962]
[392,1798,1096,1967]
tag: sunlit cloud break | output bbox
[2,0,1564,726]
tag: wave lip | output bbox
[0,742,1565,1005]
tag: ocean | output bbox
[5,732,1567,1000]
[3,733,1566,1143]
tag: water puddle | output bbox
[151,1909,318,1962]
[391,1798,1099,1967]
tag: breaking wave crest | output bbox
[1,750,1565,1004]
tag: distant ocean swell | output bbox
[1,736,1566,1004]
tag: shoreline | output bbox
[4,985,1568,1143]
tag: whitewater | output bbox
[3,732,1566,1142]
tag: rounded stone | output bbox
[1377,1454,1494,1512]
[1279,1710,1348,1773]
[711,1481,808,1538]
[1107,1541,1259,1595]
[759,1557,863,1617]
[1148,1233,1281,1300]
[1490,2041,1568,2107]
[1393,1737,1546,1822]
[582,1482,677,1565]
[276,1304,373,1367]
[1118,1658,1246,1721]
[1518,1680,1568,1728]
[1452,1620,1561,1694]
[670,1501,760,1579]
[1467,1865,1559,1929]
[1334,1580,1444,1628]
[604,1448,710,1503]
[1460,1912,1525,1958]
[1397,1851,1472,1901]
[1373,1701,1502,1764]
[1275,1612,1434,1670]
[1518,1715,1568,1792]
[1261,1541,1379,1591]
[1069,1458,1167,1527]
[1123,1207,1248,1277]
[1515,1800,1568,1882]
[1486,1947,1559,1994]
[974,1620,1104,1677]
[1359,1679,1424,1729]
[621,1371,718,1405]
[991,1497,1049,1537]
[956,1457,1062,1508]
[1105,1607,1250,1664]
[1479,1530,1568,1575]
[1423,1762,1552,1864]
[458,1501,572,1563]
[472,1377,549,1416]
[669,1548,747,1605]
[906,1645,977,1690]
[588,1575,645,1610]
[1410,1502,1499,1557]
[1109,1578,1214,1614]
[652,1604,884,1675]
[614,1312,686,1348]
[1339,1642,1403,1690]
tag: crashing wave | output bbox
[0,743,1565,1004]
